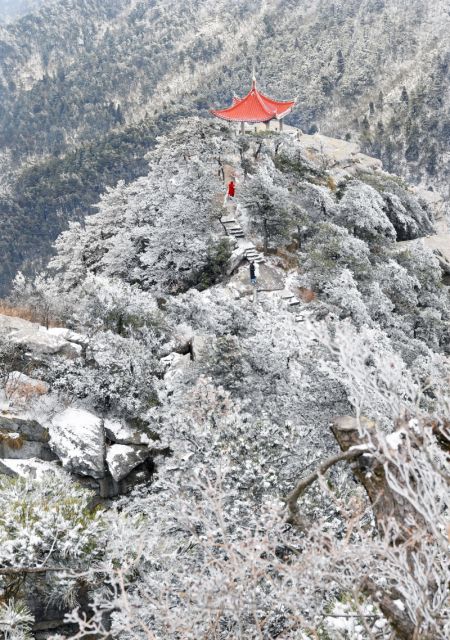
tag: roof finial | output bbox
[252,63,256,89]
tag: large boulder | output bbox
[191,335,213,362]
[12,330,82,358]
[47,327,89,347]
[0,414,50,442]
[0,457,60,479]
[5,371,49,405]
[0,314,82,358]
[104,418,156,445]
[49,408,105,478]
[106,444,150,482]
[0,414,56,462]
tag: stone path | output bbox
[219,163,265,265]
[218,162,307,306]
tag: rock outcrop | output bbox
[0,407,165,498]
[49,408,106,479]
[0,314,84,359]
[0,414,56,462]
[106,444,150,482]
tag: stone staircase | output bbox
[278,290,317,323]
[244,246,264,264]
[280,290,301,308]
[221,214,245,239]
[220,205,265,264]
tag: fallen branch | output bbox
[285,448,368,526]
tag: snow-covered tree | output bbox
[337,182,396,243]
[0,469,107,638]
[239,162,294,253]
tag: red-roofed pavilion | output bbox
[211,77,296,133]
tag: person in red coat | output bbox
[227,179,235,198]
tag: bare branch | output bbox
[285,447,368,526]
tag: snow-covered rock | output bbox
[0,314,81,358]
[0,435,56,461]
[0,457,60,480]
[49,408,105,478]
[104,418,154,445]
[0,414,49,442]
[191,335,212,361]
[161,351,191,371]
[47,327,89,346]
[0,414,56,465]
[226,245,247,275]
[5,371,49,401]
[13,329,82,358]
[106,444,150,482]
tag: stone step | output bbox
[221,216,236,224]
[230,231,245,237]
[228,226,243,232]
[288,300,301,307]
[281,292,295,300]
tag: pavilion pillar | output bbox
[265,121,270,131]
[240,121,245,135]
[279,118,284,132]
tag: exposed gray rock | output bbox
[0,314,82,358]
[106,444,150,482]
[5,371,49,402]
[0,457,60,479]
[47,327,89,346]
[104,418,154,445]
[0,414,49,442]
[0,414,57,468]
[331,415,376,433]
[191,335,213,361]
[49,408,105,478]
[226,245,247,275]
[0,436,57,461]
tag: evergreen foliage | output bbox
[1,0,450,293]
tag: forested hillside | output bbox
[1,0,449,291]
[0,0,46,23]
[0,119,448,639]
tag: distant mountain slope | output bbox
[0,0,46,23]
[0,0,449,294]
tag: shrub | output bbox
[188,238,232,291]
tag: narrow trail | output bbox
[219,163,265,264]
[215,160,308,319]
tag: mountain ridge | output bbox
[1,0,450,293]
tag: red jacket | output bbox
[228,181,235,197]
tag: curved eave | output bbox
[210,109,274,123]
[210,85,297,123]
[258,90,297,108]
[275,105,296,120]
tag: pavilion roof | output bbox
[211,79,295,123]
